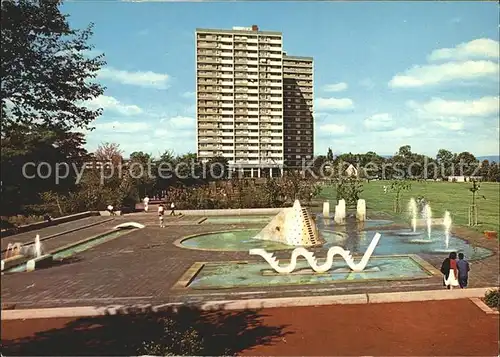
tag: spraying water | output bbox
[356,199,366,221]
[334,199,346,224]
[34,234,41,258]
[423,204,432,239]
[408,198,418,232]
[443,211,452,249]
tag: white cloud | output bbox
[428,38,499,62]
[318,123,347,135]
[364,113,395,131]
[94,121,150,133]
[407,96,499,118]
[314,112,329,118]
[98,67,170,89]
[85,113,197,156]
[315,97,354,111]
[379,127,422,138]
[389,60,498,88]
[323,82,348,92]
[85,95,143,116]
[160,115,195,129]
[181,91,195,98]
[434,119,464,131]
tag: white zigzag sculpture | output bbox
[249,232,381,273]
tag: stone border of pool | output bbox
[3,228,139,273]
[178,208,283,216]
[170,254,442,291]
[1,287,495,320]
[1,217,114,255]
[0,211,100,238]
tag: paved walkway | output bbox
[2,213,498,309]
[1,299,498,356]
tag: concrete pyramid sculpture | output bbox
[253,199,323,247]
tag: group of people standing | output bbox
[441,252,470,289]
[142,196,176,228]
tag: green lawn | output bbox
[318,180,499,233]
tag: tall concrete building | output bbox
[195,25,313,177]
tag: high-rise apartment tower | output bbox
[195,25,313,177]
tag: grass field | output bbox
[318,180,499,233]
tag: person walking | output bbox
[440,252,459,290]
[143,195,150,212]
[107,204,115,216]
[158,204,165,228]
[170,202,176,216]
[456,253,470,288]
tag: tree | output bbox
[455,152,478,176]
[1,0,105,216]
[1,0,105,134]
[390,180,411,213]
[327,148,334,162]
[436,149,454,178]
[129,151,156,198]
[336,177,363,208]
[206,155,229,180]
[397,145,412,159]
[94,142,123,165]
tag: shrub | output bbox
[137,317,204,356]
[484,289,500,309]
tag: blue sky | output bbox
[63,1,499,158]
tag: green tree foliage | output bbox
[390,180,412,213]
[326,147,334,162]
[1,0,105,216]
[336,177,363,207]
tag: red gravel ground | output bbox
[2,299,499,356]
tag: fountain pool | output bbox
[4,230,131,273]
[321,230,493,261]
[176,255,434,290]
[178,229,493,261]
[179,229,338,251]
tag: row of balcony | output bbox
[198,100,283,106]
[198,93,282,100]
[283,67,313,74]
[198,78,282,85]
[198,115,282,120]
[198,108,282,114]
[197,35,282,43]
[197,87,283,94]
[197,58,285,66]
[284,87,313,93]
[198,73,283,80]
[198,66,284,73]
[198,43,282,50]
[283,61,312,68]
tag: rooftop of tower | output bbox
[195,25,282,36]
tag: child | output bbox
[170,202,175,216]
[456,253,470,288]
[143,196,150,212]
[158,204,165,228]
